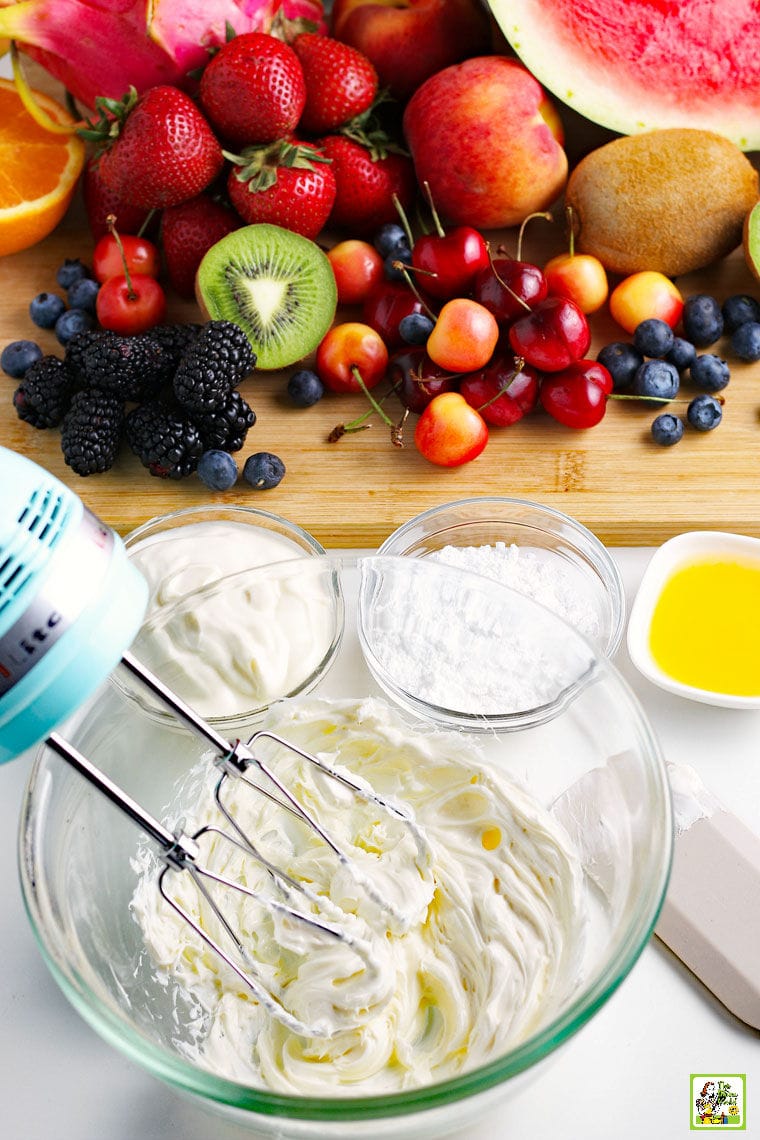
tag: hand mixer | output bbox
[0,444,428,1038]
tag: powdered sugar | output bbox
[427,542,602,644]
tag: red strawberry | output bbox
[160,194,242,298]
[226,140,336,239]
[91,86,224,210]
[82,156,152,242]
[318,135,417,235]
[292,33,378,134]
[199,32,306,147]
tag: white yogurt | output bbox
[131,695,586,1094]
[127,521,336,719]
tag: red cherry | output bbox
[540,359,613,429]
[412,225,490,300]
[460,356,540,427]
[95,274,166,334]
[388,347,458,413]
[92,232,160,284]
[362,281,429,349]
[415,391,488,467]
[472,258,548,325]
[508,296,591,372]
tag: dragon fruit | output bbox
[0,0,326,108]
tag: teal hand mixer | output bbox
[0,444,423,1036]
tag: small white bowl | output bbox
[627,530,760,709]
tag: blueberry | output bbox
[287,368,324,407]
[596,341,643,390]
[665,336,697,373]
[682,293,723,347]
[650,413,684,446]
[730,321,760,363]
[197,449,238,491]
[56,258,90,290]
[689,353,730,392]
[1,339,43,379]
[384,245,412,281]
[374,223,408,259]
[399,312,435,345]
[243,451,286,490]
[29,292,66,329]
[687,393,723,432]
[633,318,674,358]
[54,308,95,346]
[632,359,680,400]
[721,293,760,333]
[67,277,100,313]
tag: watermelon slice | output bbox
[490,0,760,150]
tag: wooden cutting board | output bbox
[2,182,760,549]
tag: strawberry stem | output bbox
[106,214,136,300]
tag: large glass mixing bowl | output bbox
[18,554,672,1139]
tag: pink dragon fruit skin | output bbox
[0,0,326,107]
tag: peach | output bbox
[403,57,568,229]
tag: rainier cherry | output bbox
[415,392,488,467]
[540,360,613,428]
[427,298,499,372]
[316,321,389,393]
[609,271,684,334]
[327,239,384,305]
[543,208,608,315]
[508,296,590,372]
[460,356,540,427]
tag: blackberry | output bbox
[13,356,76,428]
[126,401,204,479]
[148,323,202,371]
[173,320,256,413]
[193,390,256,452]
[60,390,124,475]
[80,332,173,400]
[64,329,105,377]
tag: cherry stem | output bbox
[391,408,408,448]
[565,204,576,259]
[516,211,553,261]
[422,180,445,238]
[393,262,438,319]
[137,209,156,239]
[392,193,415,250]
[609,393,726,406]
[486,242,532,312]
[106,213,136,300]
[476,357,525,412]
[351,366,395,427]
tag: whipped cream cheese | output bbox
[132,696,586,1094]
[127,520,336,718]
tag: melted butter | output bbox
[649,557,760,696]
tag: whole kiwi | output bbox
[566,128,759,277]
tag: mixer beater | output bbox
[0,446,429,1037]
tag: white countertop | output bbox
[2,548,758,1140]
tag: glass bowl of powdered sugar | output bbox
[378,496,625,659]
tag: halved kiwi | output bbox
[744,201,760,284]
[196,223,337,370]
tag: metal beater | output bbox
[0,445,428,1037]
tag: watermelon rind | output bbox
[489,0,760,151]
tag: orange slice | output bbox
[0,78,85,257]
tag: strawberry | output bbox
[82,155,153,242]
[226,140,336,239]
[292,33,378,134]
[318,135,417,235]
[160,194,242,298]
[86,86,224,210]
[199,32,306,147]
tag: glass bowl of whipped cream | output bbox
[378,496,626,659]
[19,551,671,1140]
